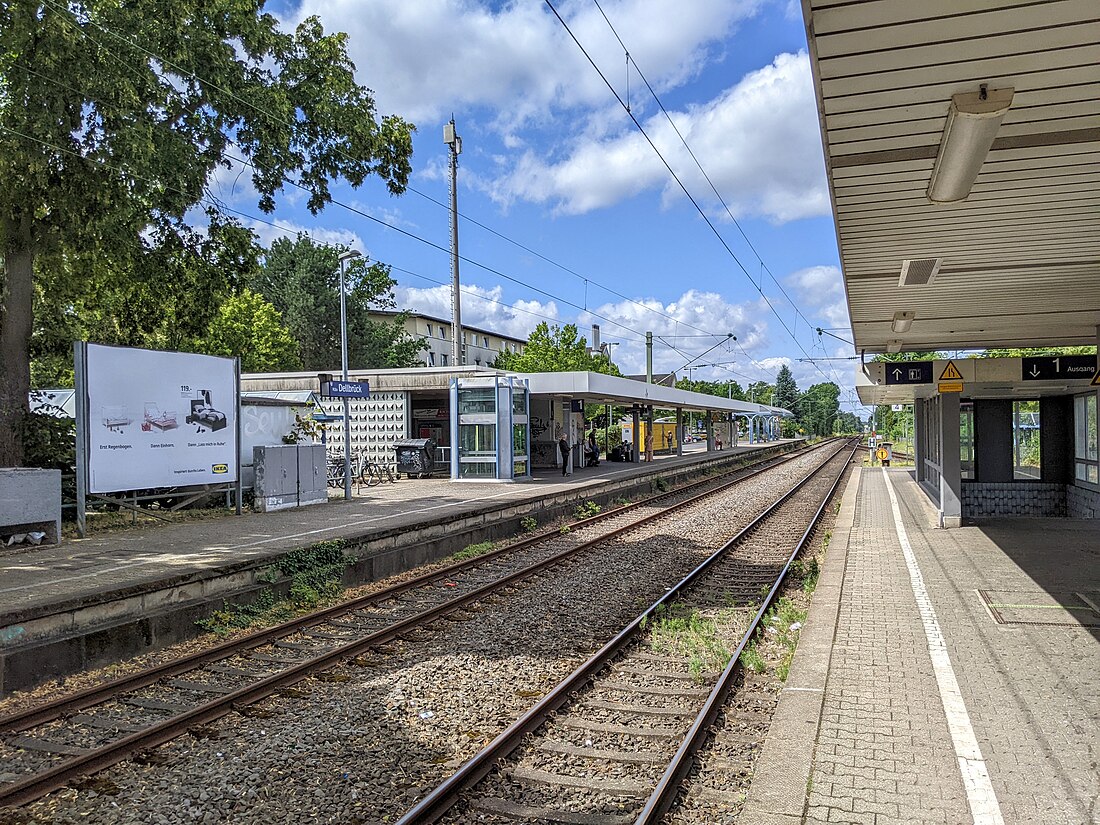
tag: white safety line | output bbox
[881,469,1004,825]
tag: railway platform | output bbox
[0,438,799,697]
[743,467,1100,825]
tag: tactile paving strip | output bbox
[977,590,1100,628]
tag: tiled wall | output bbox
[1067,484,1100,518]
[961,481,1067,517]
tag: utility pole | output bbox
[646,331,653,384]
[444,117,463,366]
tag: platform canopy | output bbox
[801,0,1100,354]
[525,371,793,417]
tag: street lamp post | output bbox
[338,249,362,501]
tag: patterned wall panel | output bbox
[320,392,409,465]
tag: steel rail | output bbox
[0,442,834,809]
[0,442,813,736]
[394,439,856,825]
[633,442,857,823]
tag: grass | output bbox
[765,596,808,682]
[449,540,495,562]
[646,602,732,679]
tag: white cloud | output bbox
[283,0,761,127]
[393,281,558,341]
[483,52,828,222]
[786,264,850,330]
[246,218,364,252]
[578,288,770,377]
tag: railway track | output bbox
[397,439,857,824]
[0,440,838,811]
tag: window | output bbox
[441,353,449,366]
[427,352,435,366]
[426,323,434,336]
[458,387,495,415]
[440,327,446,340]
[1012,400,1040,480]
[483,335,489,348]
[960,402,974,479]
[1074,393,1098,484]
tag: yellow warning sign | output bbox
[939,381,963,393]
[1092,370,1100,386]
[940,360,963,381]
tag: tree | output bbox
[200,289,301,372]
[979,346,1096,358]
[29,215,262,387]
[494,323,621,375]
[674,378,744,400]
[800,382,840,436]
[0,2,414,465]
[254,235,425,370]
[773,364,800,416]
[746,381,774,406]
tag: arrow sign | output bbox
[1021,354,1097,381]
[884,361,932,385]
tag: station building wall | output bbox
[962,395,1099,519]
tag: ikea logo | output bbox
[211,463,228,474]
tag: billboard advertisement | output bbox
[84,343,238,494]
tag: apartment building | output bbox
[368,310,526,368]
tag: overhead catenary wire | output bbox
[545,1,841,391]
[579,0,852,390]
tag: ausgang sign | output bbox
[1021,355,1096,381]
[322,379,371,398]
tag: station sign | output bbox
[321,379,371,398]
[884,361,933,385]
[1021,355,1097,381]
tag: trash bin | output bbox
[395,438,437,477]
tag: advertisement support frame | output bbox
[74,341,88,538]
[234,357,242,515]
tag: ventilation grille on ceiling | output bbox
[899,258,941,287]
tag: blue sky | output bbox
[208,0,861,413]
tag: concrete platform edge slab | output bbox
[739,466,862,825]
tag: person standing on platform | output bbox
[716,433,723,450]
[645,429,654,462]
[558,433,570,476]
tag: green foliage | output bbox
[254,235,425,370]
[574,500,601,519]
[197,540,350,635]
[493,322,621,375]
[450,541,494,562]
[654,476,669,492]
[746,381,774,406]
[790,556,821,595]
[559,524,571,535]
[200,288,301,372]
[647,603,731,678]
[0,1,415,465]
[740,642,766,674]
[799,382,841,437]
[977,346,1095,358]
[773,364,800,416]
[282,407,323,445]
[674,378,744,400]
[519,516,538,533]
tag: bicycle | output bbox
[360,458,397,487]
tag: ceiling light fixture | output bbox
[927,85,1013,203]
[891,311,915,333]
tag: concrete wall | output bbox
[1040,395,1073,484]
[974,400,1012,482]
